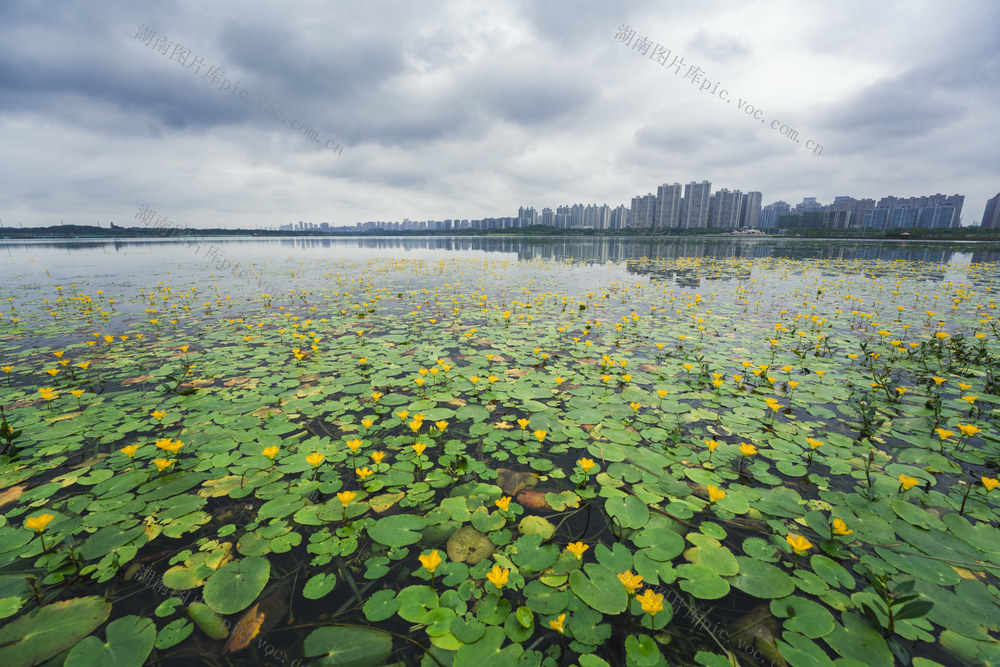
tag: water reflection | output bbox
[5,235,1000,266]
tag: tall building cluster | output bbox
[769,193,968,230]
[290,186,998,233]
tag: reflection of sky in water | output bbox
[3,237,998,298]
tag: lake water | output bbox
[2,235,999,666]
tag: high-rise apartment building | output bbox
[708,188,743,228]
[982,193,1000,229]
[740,191,762,228]
[682,181,711,228]
[655,183,683,228]
[630,194,657,228]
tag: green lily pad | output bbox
[569,563,628,615]
[303,625,393,666]
[65,615,157,667]
[0,596,111,666]
[203,556,271,615]
[730,556,795,599]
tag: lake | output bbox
[1,236,998,666]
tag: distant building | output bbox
[759,201,791,229]
[681,181,711,228]
[630,194,657,228]
[982,193,1000,229]
[740,191,762,228]
[655,183,683,228]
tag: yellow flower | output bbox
[832,518,853,535]
[707,485,725,502]
[555,377,565,385]
[371,391,382,402]
[656,389,668,398]
[337,491,357,506]
[435,420,449,432]
[361,418,375,429]
[356,466,373,479]
[419,549,442,574]
[346,439,363,453]
[578,457,595,472]
[957,424,983,437]
[815,370,826,377]
[1,365,13,374]
[306,452,324,467]
[739,442,757,456]
[636,588,664,616]
[617,570,644,594]
[787,380,799,389]
[898,474,919,490]
[414,377,425,386]
[120,444,139,458]
[958,382,973,391]
[785,533,813,553]
[46,368,60,377]
[495,496,512,512]
[262,446,279,459]
[931,376,946,385]
[982,477,999,492]
[517,418,530,430]
[935,332,950,340]
[70,389,85,399]
[534,430,547,442]
[486,565,509,589]
[412,443,427,456]
[566,541,589,559]
[372,451,386,464]
[549,613,566,634]
[409,419,422,433]
[934,428,954,441]
[155,438,183,454]
[150,410,166,421]
[25,514,54,533]
[806,438,824,450]
[396,410,409,421]
[629,401,641,413]
[153,459,175,472]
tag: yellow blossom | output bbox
[957,424,982,437]
[549,613,566,634]
[704,439,721,451]
[898,474,919,490]
[486,565,509,589]
[517,418,530,430]
[153,459,175,472]
[534,430,547,442]
[412,443,427,456]
[832,518,853,535]
[155,438,183,454]
[578,457,595,472]
[934,428,954,441]
[356,466,373,479]
[617,570,644,594]
[346,439,363,452]
[435,420,449,432]
[262,446,279,459]
[120,444,139,458]
[25,514,55,533]
[419,549,442,574]
[337,491,357,506]
[495,496,512,512]
[396,410,409,421]
[361,418,374,429]
[785,534,813,553]
[707,485,725,502]
[372,451,386,464]
[306,452,324,467]
[982,477,999,492]
[637,588,664,616]
[739,442,757,456]
[151,410,166,421]
[806,438,824,450]
[566,541,589,559]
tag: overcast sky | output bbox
[1,0,998,229]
